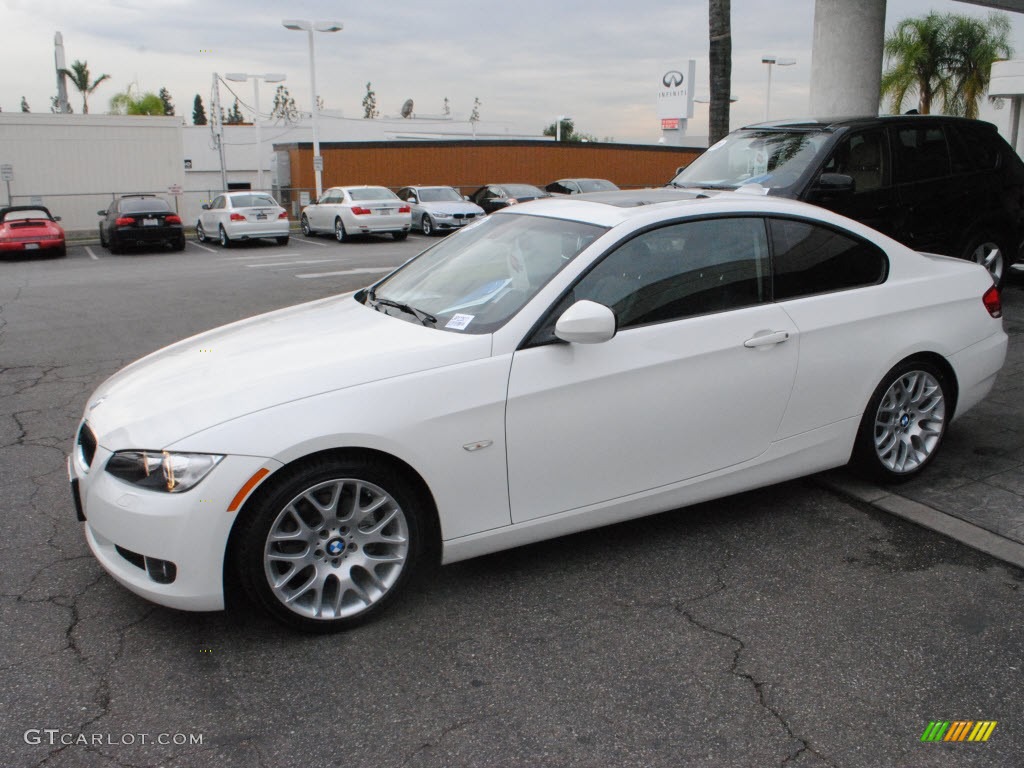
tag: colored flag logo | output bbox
[921,721,997,742]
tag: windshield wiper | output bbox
[367,290,436,326]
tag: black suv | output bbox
[98,195,185,254]
[670,116,1024,286]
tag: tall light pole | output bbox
[762,56,796,122]
[225,72,286,191]
[282,19,343,200]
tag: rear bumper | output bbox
[113,227,184,246]
[223,220,290,240]
[0,239,64,253]
[950,329,1009,419]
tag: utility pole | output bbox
[211,73,228,192]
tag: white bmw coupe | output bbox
[70,189,1007,631]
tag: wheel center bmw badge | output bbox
[326,539,345,556]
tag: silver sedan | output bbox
[397,186,485,236]
[300,186,411,242]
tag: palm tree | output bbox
[880,13,952,115]
[60,59,110,114]
[944,13,1012,118]
[708,0,732,144]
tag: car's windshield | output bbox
[369,213,607,333]
[577,179,618,192]
[2,209,52,222]
[418,187,464,203]
[120,198,171,213]
[350,188,399,202]
[230,194,279,208]
[672,130,831,190]
[503,184,545,198]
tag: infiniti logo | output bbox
[662,70,684,88]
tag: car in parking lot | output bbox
[196,191,290,247]
[545,178,620,195]
[397,185,485,236]
[70,188,1007,631]
[469,183,551,213]
[98,195,185,254]
[669,115,1024,286]
[300,186,411,242]
[0,205,66,258]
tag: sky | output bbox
[2,0,1024,144]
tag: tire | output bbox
[219,226,232,248]
[393,231,408,241]
[301,215,312,237]
[55,244,67,258]
[172,236,186,252]
[109,236,122,255]
[852,358,950,483]
[276,236,290,246]
[962,232,1009,289]
[235,456,426,632]
[196,221,207,243]
[334,218,347,243]
[99,227,108,248]
[421,215,434,236]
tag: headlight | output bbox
[106,450,224,493]
[433,212,452,219]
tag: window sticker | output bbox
[445,313,474,330]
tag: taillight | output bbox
[229,213,246,221]
[278,211,288,219]
[115,217,134,227]
[982,285,1002,318]
[352,206,371,215]
[398,205,410,213]
[165,214,182,225]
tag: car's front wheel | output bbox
[196,221,207,243]
[421,215,434,236]
[301,215,312,237]
[236,456,426,632]
[853,359,950,482]
[962,232,1008,288]
[219,226,232,248]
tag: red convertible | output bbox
[0,206,66,258]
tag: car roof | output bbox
[739,115,999,132]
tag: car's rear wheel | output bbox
[219,225,232,248]
[236,456,425,632]
[393,231,408,241]
[108,236,122,255]
[301,215,312,237]
[421,215,434,236]
[334,218,347,243]
[172,236,186,252]
[276,236,290,246]
[196,221,207,243]
[962,232,1008,288]
[853,359,950,482]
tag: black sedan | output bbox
[99,195,185,254]
[468,184,551,214]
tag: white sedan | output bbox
[196,191,290,247]
[300,185,411,242]
[69,189,1007,631]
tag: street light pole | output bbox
[283,19,343,201]
[225,73,286,191]
[761,56,796,122]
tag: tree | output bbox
[192,94,207,125]
[50,96,72,114]
[880,13,952,115]
[20,97,29,113]
[270,85,298,123]
[709,0,732,145]
[224,98,245,124]
[158,87,174,116]
[542,118,596,142]
[362,82,379,118]
[109,87,165,115]
[469,97,481,123]
[945,13,1012,118]
[59,59,110,114]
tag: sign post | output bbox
[168,183,183,213]
[656,61,696,146]
[1,164,12,206]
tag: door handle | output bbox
[744,330,790,348]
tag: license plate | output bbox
[255,213,267,220]
[143,218,158,226]
[25,243,39,249]
[377,208,394,215]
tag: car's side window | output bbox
[211,196,225,210]
[894,126,951,183]
[769,217,887,300]
[573,217,770,330]
[951,124,999,171]
[823,130,888,192]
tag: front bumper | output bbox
[70,442,280,611]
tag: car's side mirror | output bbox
[201,204,210,210]
[555,300,617,344]
[812,173,855,196]
[464,195,471,201]
[53,216,62,222]
[97,210,107,216]
[407,197,416,203]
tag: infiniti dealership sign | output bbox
[657,60,696,120]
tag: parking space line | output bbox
[246,259,336,268]
[191,241,218,253]
[296,267,392,279]
[84,246,99,260]
[289,236,332,248]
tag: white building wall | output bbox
[0,114,185,231]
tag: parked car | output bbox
[0,205,65,258]
[669,115,1024,287]
[397,186,485,236]
[300,186,411,242]
[98,195,185,254]
[469,183,551,213]
[545,178,620,195]
[196,191,290,248]
[70,188,1007,631]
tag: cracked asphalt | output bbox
[2,242,1023,767]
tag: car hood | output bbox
[420,201,483,215]
[83,294,492,450]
